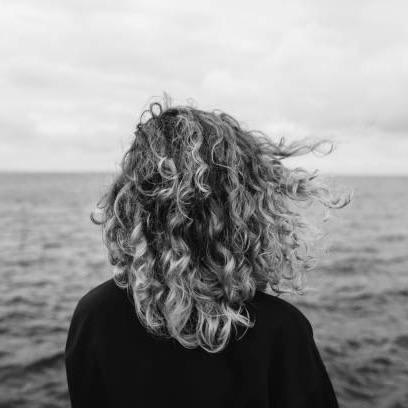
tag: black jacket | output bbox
[65,279,339,408]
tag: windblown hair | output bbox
[91,97,350,353]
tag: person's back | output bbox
[65,97,350,407]
[66,279,338,407]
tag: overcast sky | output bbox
[1,0,407,174]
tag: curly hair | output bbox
[91,96,350,353]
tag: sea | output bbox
[0,173,407,408]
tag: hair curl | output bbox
[91,96,350,353]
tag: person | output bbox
[65,96,350,407]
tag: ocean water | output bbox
[0,173,407,408]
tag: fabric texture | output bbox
[65,278,339,408]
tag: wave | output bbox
[25,351,65,373]
[0,351,65,382]
[377,233,407,243]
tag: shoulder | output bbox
[71,278,130,323]
[252,290,314,337]
[66,279,126,359]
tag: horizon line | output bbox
[0,169,407,177]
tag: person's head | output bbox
[91,96,350,353]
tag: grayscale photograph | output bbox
[0,1,407,407]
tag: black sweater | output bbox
[65,279,339,408]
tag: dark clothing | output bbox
[65,279,339,408]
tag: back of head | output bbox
[91,96,350,353]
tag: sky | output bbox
[1,0,408,174]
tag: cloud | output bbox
[0,0,407,173]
